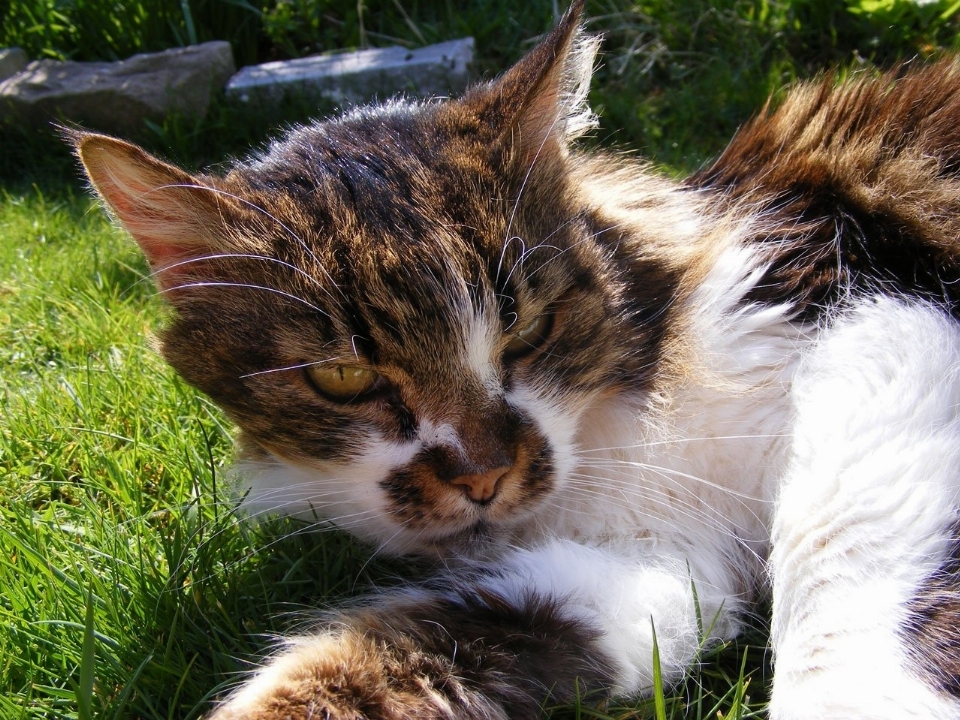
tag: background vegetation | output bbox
[5,0,960,177]
[1,1,959,718]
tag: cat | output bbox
[69,1,960,717]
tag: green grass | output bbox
[3,0,960,718]
[0,188,770,719]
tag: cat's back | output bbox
[690,59,960,320]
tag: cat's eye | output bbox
[504,313,552,357]
[305,364,383,401]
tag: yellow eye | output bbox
[504,313,552,357]
[306,364,382,401]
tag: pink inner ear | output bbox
[98,176,207,290]
[516,98,564,170]
[78,136,226,290]
[100,182,188,268]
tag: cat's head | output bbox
[71,1,676,555]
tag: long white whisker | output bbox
[524,220,623,282]
[579,433,788,454]
[503,112,565,245]
[559,476,758,549]
[574,458,769,502]
[155,252,335,299]
[495,235,525,287]
[351,524,413,591]
[501,241,563,291]
[241,357,351,378]
[160,282,329,316]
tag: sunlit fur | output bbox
[72,1,960,717]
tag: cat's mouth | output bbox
[379,437,556,540]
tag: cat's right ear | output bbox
[460,0,598,171]
[67,130,239,293]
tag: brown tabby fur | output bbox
[211,591,610,720]
[71,7,686,552]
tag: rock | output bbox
[225,37,474,107]
[0,48,28,82]
[0,41,235,136]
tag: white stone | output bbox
[226,37,474,106]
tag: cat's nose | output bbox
[450,466,511,504]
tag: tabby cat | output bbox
[70,2,960,717]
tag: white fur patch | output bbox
[417,418,461,452]
[505,380,579,488]
[231,243,960,716]
[489,242,803,693]
[236,433,423,553]
[474,538,739,695]
[462,310,501,396]
[531,241,803,563]
[769,296,960,719]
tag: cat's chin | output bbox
[342,505,536,559]
[405,519,522,559]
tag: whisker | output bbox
[495,235,526,288]
[160,282,329,316]
[573,458,770,502]
[241,358,351,379]
[558,476,756,547]
[524,219,623,282]
[351,524,414,591]
[155,252,336,300]
[503,113,565,246]
[501,240,563,291]
[579,433,788,454]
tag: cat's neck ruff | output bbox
[536,239,807,555]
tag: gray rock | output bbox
[226,37,474,107]
[0,41,235,136]
[0,48,28,83]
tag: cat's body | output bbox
[72,2,960,717]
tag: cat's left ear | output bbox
[67,130,243,293]
[463,0,598,168]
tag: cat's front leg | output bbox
[208,586,604,720]
[769,298,960,719]
[210,539,742,719]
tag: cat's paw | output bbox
[208,628,503,720]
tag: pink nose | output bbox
[450,466,511,503]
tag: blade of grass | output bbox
[78,586,97,720]
[650,619,667,720]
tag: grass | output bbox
[2,0,960,718]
